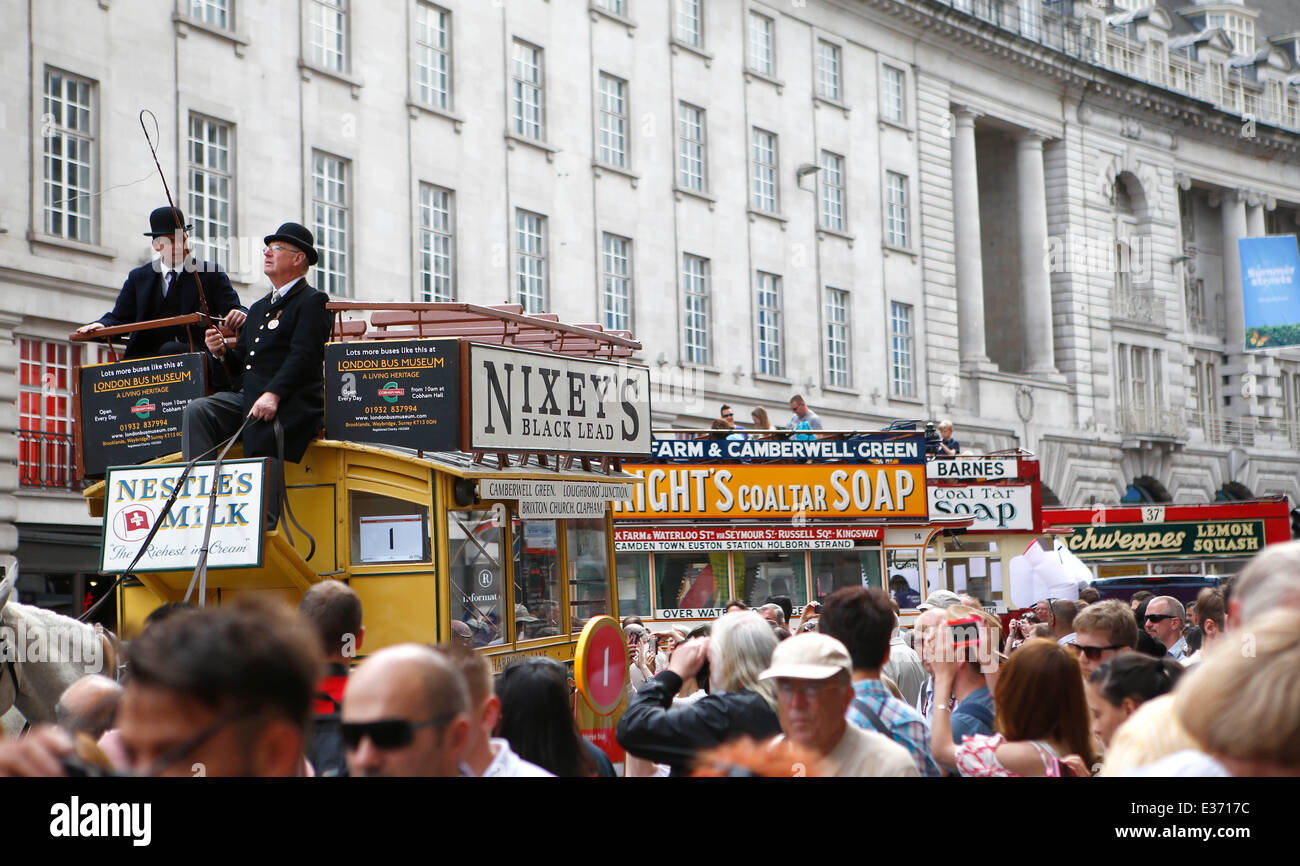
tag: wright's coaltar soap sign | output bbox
[326,339,460,451]
[79,354,206,476]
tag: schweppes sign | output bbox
[1061,520,1265,559]
[611,464,927,520]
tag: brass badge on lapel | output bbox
[268,310,282,330]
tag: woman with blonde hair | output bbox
[750,407,774,439]
[616,611,781,775]
[1176,608,1300,776]
[932,637,1097,776]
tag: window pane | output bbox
[886,171,908,247]
[616,553,652,618]
[419,184,455,301]
[601,233,632,332]
[677,103,705,191]
[890,301,914,397]
[756,272,782,377]
[810,547,882,602]
[310,0,348,72]
[312,152,350,296]
[748,12,773,76]
[825,288,850,389]
[598,73,627,168]
[656,552,729,612]
[414,3,451,110]
[511,40,544,140]
[751,128,777,212]
[819,150,844,231]
[516,210,546,312]
[882,65,905,124]
[188,115,233,269]
[733,551,807,610]
[350,492,431,565]
[568,517,611,634]
[514,518,562,640]
[676,0,702,47]
[449,509,506,647]
[683,254,710,365]
[816,40,840,101]
[43,68,95,242]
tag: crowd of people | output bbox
[2,540,1298,777]
[711,397,825,440]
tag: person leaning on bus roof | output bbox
[75,206,248,362]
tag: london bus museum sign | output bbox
[325,339,460,451]
[99,459,266,573]
[79,354,205,476]
[612,463,927,520]
[466,344,651,456]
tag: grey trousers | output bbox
[182,391,283,526]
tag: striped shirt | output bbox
[848,678,943,777]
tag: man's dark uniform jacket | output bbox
[218,278,331,463]
[99,260,245,360]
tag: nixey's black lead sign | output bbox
[80,354,205,476]
[326,339,460,451]
[467,344,651,456]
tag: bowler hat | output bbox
[144,206,192,237]
[263,222,319,266]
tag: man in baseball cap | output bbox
[760,634,918,777]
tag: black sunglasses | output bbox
[1077,643,1127,660]
[1144,614,1177,623]
[342,715,456,751]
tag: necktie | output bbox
[164,270,176,298]
[271,289,281,305]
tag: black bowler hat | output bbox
[263,222,319,266]
[144,206,192,237]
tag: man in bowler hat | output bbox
[182,222,333,523]
[76,206,247,359]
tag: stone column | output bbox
[1219,188,1248,350]
[1246,193,1266,238]
[1016,131,1056,374]
[952,107,991,370]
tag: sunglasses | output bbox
[341,715,456,751]
[1076,643,1127,660]
[722,413,734,418]
[1144,614,1177,623]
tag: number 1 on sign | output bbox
[602,647,609,687]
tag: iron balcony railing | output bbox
[17,428,81,490]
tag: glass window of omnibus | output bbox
[809,546,881,602]
[513,517,561,640]
[568,517,611,633]
[656,552,729,611]
[349,491,431,565]
[733,551,808,611]
[616,554,652,618]
[448,508,505,648]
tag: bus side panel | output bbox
[350,574,440,649]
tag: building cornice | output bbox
[846,0,1299,156]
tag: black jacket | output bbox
[100,260,244,359]
[220,277,332,462]
[615,671,781,775]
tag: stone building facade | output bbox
[1,0,1298,604]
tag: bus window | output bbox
[732,551,808,611]
[350,491,430,565]
[616,553,652,618]
[448,509,504,647]
[567,517,610,633]
[513,517,561,640]
[809,546,882,602]
[655,552,728,613]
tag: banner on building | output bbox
[1239,235,1300,350]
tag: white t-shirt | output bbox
[476,738,554,778]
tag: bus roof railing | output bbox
[326,301,641,359]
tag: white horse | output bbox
[0,568,117,729]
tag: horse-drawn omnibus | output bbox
[78,303,649,672]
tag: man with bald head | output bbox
[56,675,123,740]
[342,644,471,777]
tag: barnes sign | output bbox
[466,344,651,456]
